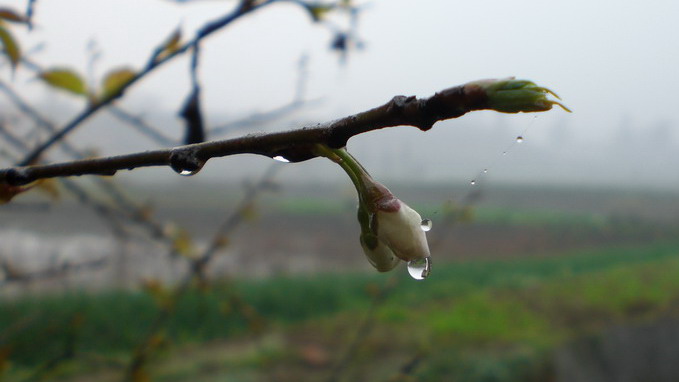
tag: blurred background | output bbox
[1,0,679,381]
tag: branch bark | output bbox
[0,81,492,186]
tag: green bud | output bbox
[466,77,571,114]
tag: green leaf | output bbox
[155,27,182,62]
[0,24,20,70]
[0,8,27,24]
[305,4,334,22]
[39,68,88,96]
[99,67,136,101]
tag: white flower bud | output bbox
[373,198,430,263]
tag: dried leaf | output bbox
[0,346,11,374]
[155,27,181,62]
[0,8,27,23]
[213,235,230,249]
[131,367,151,382]
[39,68,88,96]
[0,24,20,70]
[180,88,205,144]
[240,202,258,222]
[34,178,60,200]
[100,67,136,101]
[171,228,197,258]
[141,279,172,309]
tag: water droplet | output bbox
[407,256,431,280]
[420,218,432,232]
[170,149,205,176]
[502,151,507,156]
[273,155,290,163]
[178,169,196,176]
[516,136,524,143]
[483,169,488,174]
[470,179,476,185]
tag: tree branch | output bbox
[0,78,569,186]
[0,81,490,185]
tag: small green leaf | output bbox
[0,8,27,24]
[39,68,88,96]
[100,67,136,101]
[0,24,20,70]
[305,4,334,22]
[155,27,182,62]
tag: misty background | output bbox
[6,0,678,190]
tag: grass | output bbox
[2,240,679,381]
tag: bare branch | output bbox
[1,81,496,185]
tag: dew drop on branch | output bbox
[407,256,431,280]
[169,149,205,176]
[420,218,432,232]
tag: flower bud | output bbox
[466,77,571,113]
[359,179,431,266]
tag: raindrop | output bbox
[169,149,205,176]
[420,218,432,232]
[470,179,476,185]
[483,169,488,174]
[178,169,197,176]
[516,136,524,143]
[273,155,290,163]
[502,151,507,156]
[407,256,431,280]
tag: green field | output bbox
[2,239,679,381]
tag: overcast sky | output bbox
[5,0,679,189]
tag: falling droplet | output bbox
[169,149,205,176]
[516,136,524,143]
[470,179,476,185]
[407,256,431,280]
[273,155,290,163]
[420,218,433,232]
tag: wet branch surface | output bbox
[0,83,489,186]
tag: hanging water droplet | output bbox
[273,155,290,163]
[516,136,524,143]
[420,218,432,232]
[483,169,488,174]
[169,149,205,176]
[470,179,476,185]
[407,256,431,280]
[178,169,196,176]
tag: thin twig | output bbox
[108,107,178,147]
